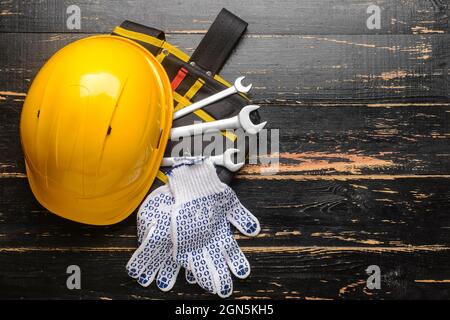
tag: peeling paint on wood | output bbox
[0,0,449,300]
[236,174,450,181]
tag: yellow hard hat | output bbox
[20,35,173,225]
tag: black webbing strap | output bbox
[189,8,248,75]
[115,20,165,41]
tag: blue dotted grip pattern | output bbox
[126,161,260,298]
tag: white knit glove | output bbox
[168,159,260,298]
[126,185,196,290]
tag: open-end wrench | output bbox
[161,149,244,172]
[173,76,252,120]
[170,105,266,139]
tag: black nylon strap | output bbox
[117,20,165,40]
[189,8,247,75]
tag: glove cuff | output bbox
[168,158,225,202]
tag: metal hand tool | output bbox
[170,105,266,139]
[161,149,244,172]
[173,76,252,120]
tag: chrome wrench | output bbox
[170,105,267,139]
[161,149,244,172]
[173,76,252,120]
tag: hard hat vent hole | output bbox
[107,126,112,135]
[37,110,40,118]
[156,129,163,149]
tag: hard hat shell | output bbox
[20,35,173,225]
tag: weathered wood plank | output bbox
[0,0,449,301]
[1,177,449,248]
[1,248,449,299]
[1,33,449,104]
[2,101,449,176]
[0,0,447,35]
[254,105,450,175]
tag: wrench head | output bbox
[222,148,244,172]
[238,105,267,135]
[234,76,252,93]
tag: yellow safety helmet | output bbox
[20,35,173,225]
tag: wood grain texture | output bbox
[1,33,449,103]
[0,0,449,300]
[1,249,450,299]
[2,101,449,176]
[0,0,448,35]
[1,177,450,249]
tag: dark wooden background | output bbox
[0,0,449,299]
